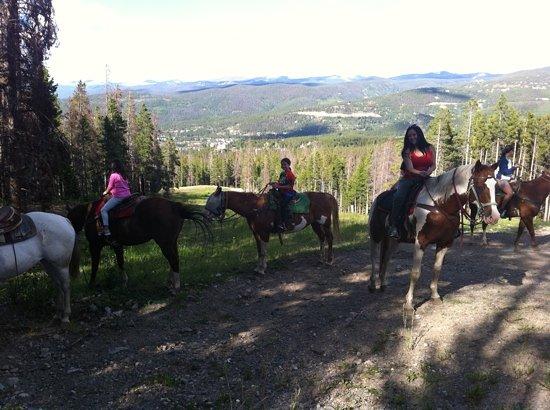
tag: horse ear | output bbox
[215,186,222,195]
[65,204,72,212]
[473,160,482,172]
[490,162,499,171]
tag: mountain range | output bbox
[57,67,550,141]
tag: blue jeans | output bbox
[389,177,422,228]
[101,197,126,227]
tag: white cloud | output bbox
[48,0,550,84]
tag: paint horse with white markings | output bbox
[368,161,500,319]
[205,187,340,274]
[0,208,80,322]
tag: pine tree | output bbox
[162,136,180,189]
[428,108,460,172]
[102,96,129,177]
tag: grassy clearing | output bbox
[0,186,367,316]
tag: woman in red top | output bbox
[270,158,296,231]
[388,124,435,239]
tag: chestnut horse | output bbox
[67,197,210,292]
[470,170,550,250]
[205,187,340,274]
[368,161,500,317]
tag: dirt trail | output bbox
[1,229,549,408]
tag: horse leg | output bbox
[89,243,103,288]
[113,245,128,287]
[524,216,538,249]
[253,233,268,275]
[514,219,526,251]
[469,204,478,236]
[323,225,334,265]
[481,222,488,246]
[156,239,181,293]
[430,245,448,301]
[42,260,71,323]
[404,241,424,315]
[311,223,326,264]
[379,237,398,291]
[368,237,380,292]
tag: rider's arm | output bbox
[425,147,436,176]
[103,173,115,196]
[402,150,423,176]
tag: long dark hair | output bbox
[401,124,431,158]
[111,160,127,180]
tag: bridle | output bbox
[465,173,498,220]
[420,168,497,224]
[205,191,228,220]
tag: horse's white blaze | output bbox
[484,178,500,224]
[291,216,308,232]
[317,215,327,224]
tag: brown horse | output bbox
[204,187,340,274]
[470,170,550,250]
[67,197,210,291]
[368,161,500,317]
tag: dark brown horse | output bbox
[204,187,340,274]
[470,170,550,250]
[67,197,210,291]
[368,161,500,317]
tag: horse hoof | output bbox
[253,268,266,275]
[61,317,70,324]
[430,297,443,304]
[379,284,387,292]
[325,259,334,266]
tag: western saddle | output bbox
[0,206,37,245]
[0,206,22,234]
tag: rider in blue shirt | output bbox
[496,145,517,217]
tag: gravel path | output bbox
[1,229,548,408]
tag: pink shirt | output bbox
[107,172,131,198]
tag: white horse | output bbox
[0,212,80,322]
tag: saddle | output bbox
[267,191,310,214]
[93,194,146,221]
[376,183,424,216]
[0,206,37,246]
[376,182,425,243]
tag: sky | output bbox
[48,0,550,85]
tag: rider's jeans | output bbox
[389,177,422,228]
[101,197,126,227]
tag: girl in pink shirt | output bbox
[101,160,131,237]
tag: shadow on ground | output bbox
[0,227,548,408]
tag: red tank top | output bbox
[403,149,434,178]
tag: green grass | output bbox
[0,186,367,316]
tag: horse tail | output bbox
[331,195,341,241]
[173,202,213,244]
[69,231,81,279]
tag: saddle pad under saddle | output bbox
[268,192,310,214]
[0,214,37,246]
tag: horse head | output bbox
[204,186,225,220]
[66,203,89,233]
[470,160,500,225]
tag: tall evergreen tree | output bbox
[102,96,129,177]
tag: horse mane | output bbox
[423,164,474,203]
